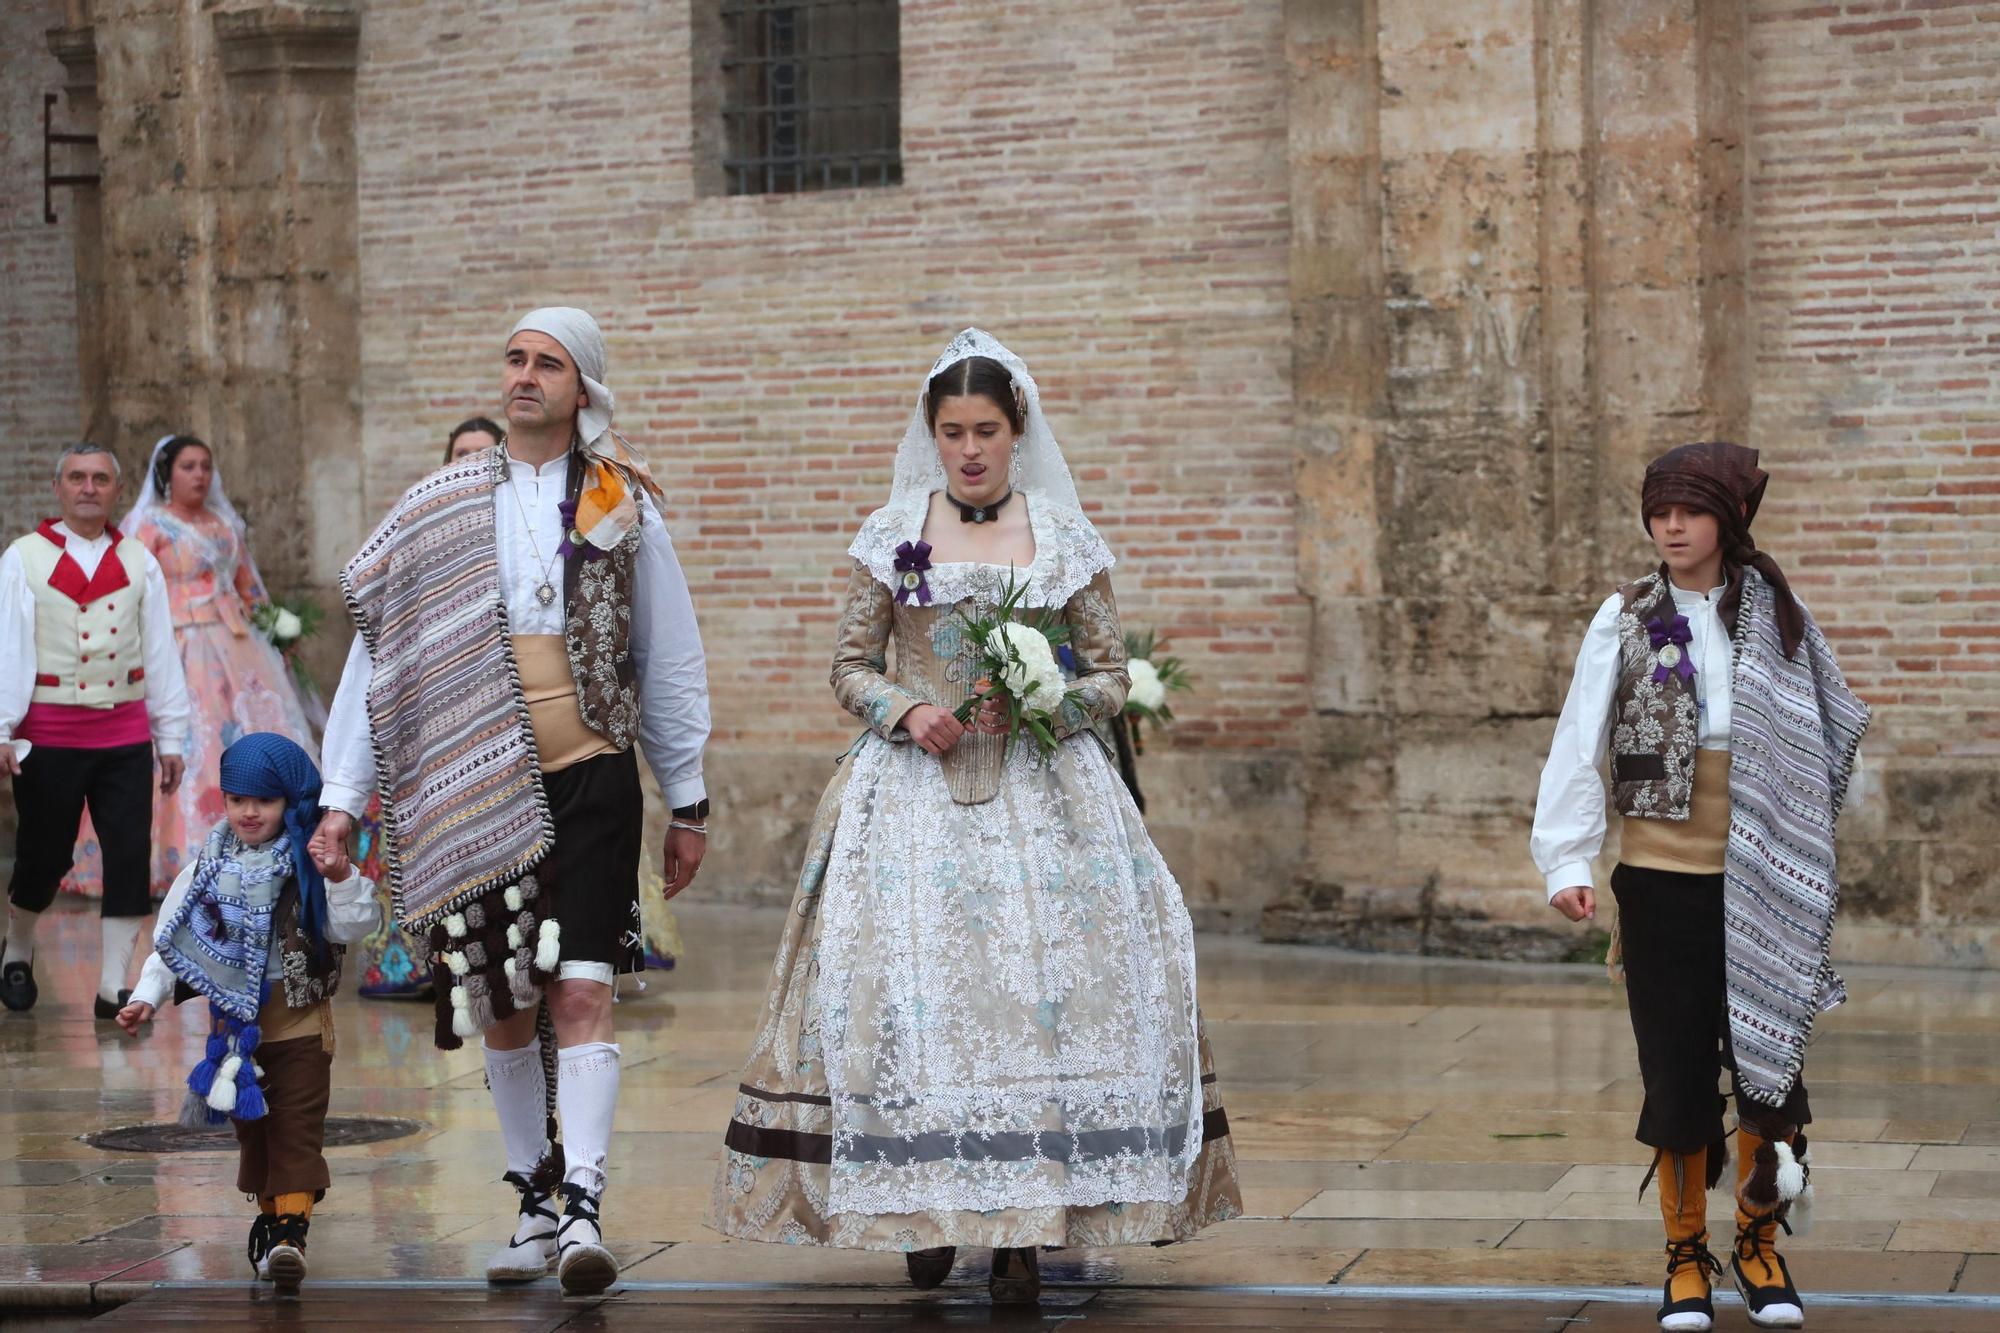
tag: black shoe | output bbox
[906,1245,956,1289]
[988,1247,1040,1305]
[266,1213,309,1296]
[0,959,35,1012]
[94,988,132,1021]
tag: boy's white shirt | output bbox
[1529,580,1735,902]
[129,860,380,1011]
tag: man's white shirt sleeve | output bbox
[139,549,191,754]
[319,633,376,817]
[631,494,710,809]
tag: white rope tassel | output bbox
[208,1054,243,1113]
[1783,1144,1815,1236]
[535,919,560,973]
[450,983,477,1039]
[1774,1141,1806,1202]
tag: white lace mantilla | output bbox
[847,491,1115,609]
[811,729,1203,1216]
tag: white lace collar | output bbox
[848,489,1114,608]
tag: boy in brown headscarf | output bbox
[1531,443,1869,1332]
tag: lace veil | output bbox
[886,327,1082,510]
[124,434,254,545]
[853,329,1112,606]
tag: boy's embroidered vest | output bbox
[173,883,343,1009]
[1609,569,1742,822]
[11,523,149,707]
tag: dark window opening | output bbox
[719,0,901,195]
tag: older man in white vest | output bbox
[0,443,189,1017]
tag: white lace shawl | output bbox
[847,491,1114,609]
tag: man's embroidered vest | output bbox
[559,450,641,750]
[11,523,148,707]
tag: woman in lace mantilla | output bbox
[708,330,1240,1298]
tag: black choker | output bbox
[948,489,1013,524]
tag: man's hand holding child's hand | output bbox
[310,841,351,882]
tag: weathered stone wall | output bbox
[0,0,85,538]
[1742,0,2000,965]
[5,0,1992,961]
[1266,0,1997,968]
[350,0,1307,924]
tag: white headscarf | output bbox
[508,306,614,446]
[886,327,1082,511]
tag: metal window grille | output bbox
[720,0,901,195]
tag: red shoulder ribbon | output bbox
[36,520,132,608]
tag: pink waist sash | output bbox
[17,700,150,749]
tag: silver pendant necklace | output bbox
[506,463,562,607]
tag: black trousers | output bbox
[1612,862,1812,1151]
[8,742,153,917]
[540,748,645,973]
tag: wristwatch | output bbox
[671,799,710,821]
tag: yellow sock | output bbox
[275,1191,313,1219]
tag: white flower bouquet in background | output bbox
[1121,628,1193,751]
[950,570,1074,762]
[251,595,325,692]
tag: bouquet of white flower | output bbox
[949,570,1074,761]
[250,596,326,691]
[1122,628,1193,751]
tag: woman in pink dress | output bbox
[65,436,317,905]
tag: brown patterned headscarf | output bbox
[1641,442,1805,659]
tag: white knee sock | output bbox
[4,906,41,966]
[483,1038,551,1178]
[100,916,144,1001]
[555,1042,621,1199]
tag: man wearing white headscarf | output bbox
[312,308,710,1295]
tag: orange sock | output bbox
[274,1191,313,1219]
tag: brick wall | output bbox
[0,1,84,538]
[1745,0,2000,959]
[351,0,1305,917]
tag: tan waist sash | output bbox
[1621,749,1731,875]
[513,634,616,775]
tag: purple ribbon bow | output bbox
[1647,614,1696,684]
[555,497,603,563]
[893,540,933,606]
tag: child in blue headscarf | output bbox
[116,732,380,1296]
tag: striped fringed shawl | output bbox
[1725,568,1870,1106]
[340,449,553,928]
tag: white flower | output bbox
[271,608,303,642]
[985,622,1067,718]
[1127,658,1167,711]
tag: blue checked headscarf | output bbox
[217,733,328,951]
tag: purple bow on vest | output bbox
[1647,614,1696,684]
[893,540,933,606]
[555,497,603,563]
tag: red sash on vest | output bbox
[36,520,132,608]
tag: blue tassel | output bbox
[205,1032,229,1062]
[187,1058,219,1098]
[235,1069,266,1121]
[238,1023,261,1056]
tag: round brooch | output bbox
[1658,644,1682,669]
[902,572,922,591]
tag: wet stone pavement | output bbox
[3,901,1999,1328]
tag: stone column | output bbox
[46,11,109,445]
[210,2,363,662]
[1265,0,1751,959]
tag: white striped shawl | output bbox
[339,451,553,928]
[1724,568,1870,1106]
